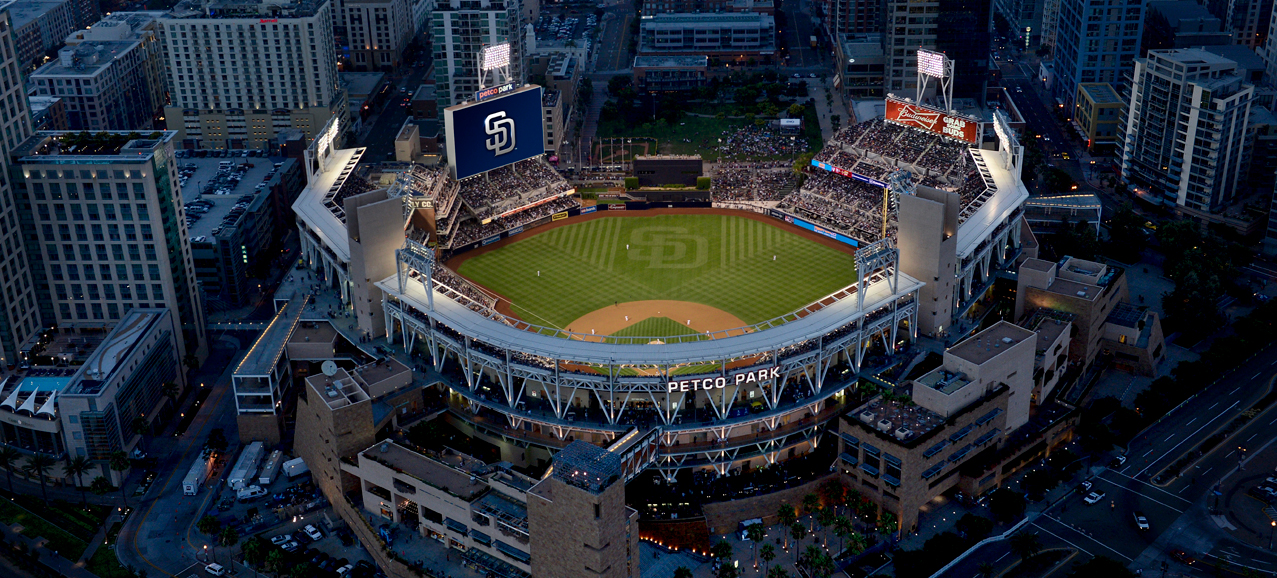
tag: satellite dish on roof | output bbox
[321,360,338,377]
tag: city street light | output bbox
[1270,520,1275,549]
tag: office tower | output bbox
[883,0,991,101]
[158,0,347,150]
[1206,0,1273,48]
[10,131,208,362]
[29,12,168,132]
[341,0,414,71]
[1142,1,1232,53]
[1053,0,1144,110]
[431,0,525,116]
[1119,48,1253,213]
[994,0,1048,49]
[828,0,882,36]
[0,3,41,368]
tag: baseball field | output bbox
[452,213,858,339]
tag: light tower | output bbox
[915,49,954,112]
[478,42,512,90]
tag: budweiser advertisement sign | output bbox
[884,97,980,144]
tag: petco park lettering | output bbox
[884,97,979,144]
[668,367,781,392]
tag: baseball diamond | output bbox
[450,213,859,338]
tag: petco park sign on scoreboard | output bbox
[668,367,781,392]
[884,97,979,144]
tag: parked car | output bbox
[1170,549,1197,565]
[1083,491,1105,505]
[1133,512,1149,530]
[270,534,292,545]
[280,540,300,552]
[303,524,324,541]
[205,563,226,576]
[1109,455,1127,467]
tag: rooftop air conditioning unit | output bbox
[1002,337,1013,344]
[894,427,912,440]
[877,419,892,432]
[859,411,875,423]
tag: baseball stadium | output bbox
[291,89,1026,489]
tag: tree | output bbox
[766,567,790,578]
[205,429,228,454]
[161,382,181,406]
[988,488,1026,522]
[63,455,94,506]
[1064,556,1136,578]
[1105,203,1147,263]
[1008,531,1042,561]
[22,453,55,503]
[0,445,20,494]
[760,543,776,574]
[802,493,821,531]
[746,524,766,568]
[877,510,899,538]
[242,536,267,567]
[977,562,996,577]
[818,478,846,516]
[789,521,806,566]
[787,104,806,117]
[1044,167,1075,193]
[801,544,824,575]
[218,526,239,549]
[264,549,286,574]
[607,75,632,95]
[777,504,797,549]
[197,515,222,537]
[816,506,836,546]
[955,514,994,541]
[90,475,113,497]
[673,567,692,578]
[580,78,595,107]
[108,451,131,505]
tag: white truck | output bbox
[227,441,266,490]
[182,451,215,496]
[258,450,283,486]
[282,457,309,479]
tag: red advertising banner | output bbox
[884,97,980,144]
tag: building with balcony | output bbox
[430,0,527,119]
[637,13,777,64]
[157,0,348,150]
[1052,0,1144,111]
[1118,48,1253,213]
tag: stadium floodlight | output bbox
[916,49,947,78]
[481,43,511,71]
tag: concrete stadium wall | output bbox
[700,473,839,536]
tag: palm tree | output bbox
[777,504,797,550]
[977,561,996,577]
[877,510,899,539]
[1009,531,1043,561]
[264,549,285,574]
[0,445,20,494]
[242,537,266,568]
[22,453,55,502]
[197,515,222,537]
[766,567,790,578]
[817,506,836,547]
[712,539,733,565]
[90,475,113,497]
[108,451,131,505]
[789,521,806,567]
[161,382,180,405]
[63,455,94,506]
[801,544,823,574]
[746,524,766,568]
[802,493,821,531]
[760,543,776,575]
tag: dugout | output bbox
[633,154,703,187]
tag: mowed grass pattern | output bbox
[612,317,697,338]
[456,214,857,330]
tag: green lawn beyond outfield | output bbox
[456,214,857,333]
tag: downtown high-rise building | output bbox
[1205,0,1273,49]
[882,0,992,101]
[1119,48,1253,213]
[0,2,41,368]
[431,0,526,117]
[157,0,348,150]
[1052,0,1144,110]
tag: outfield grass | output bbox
[612,317,697,338]
[456,214,857,335]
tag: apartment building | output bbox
[342,0,414,71]
[431,0,526,118]
[29,13,167,132]
[8,0,76,71]
[158,0,348,150]
[638,13,777,64]
[1205,0,1272,49]
[10,131,207,363]
[1119,48,1253,213]
[882,0,992,101]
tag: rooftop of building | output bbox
[1020,308,1074,352]
[27,95,60,112]
[412,83,436,101]
[13,131,174,161]
[340,72,385,99]
[66,11,162,43]
[542,89,559,108]
[846,396,945,444]
[180,156,284,240]
[288,321,337,345]
[641,12,772,24]
[945,321,1036,366]
[1077,83,1121,105]
[1147,0,1218,25]
[1105,301,1146,329]
[33,41,142,79]
[632,55,709,68]
[66,309,164,396]
[1202,44,1266,73]
[1148,47,1238,69]
[361,441,488,501]
[7,0,68,29]
[167,0,325,19]
[548,440,622,494]
[308,367,371,409]
[235,295,310,377]
[431,0,516,12]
